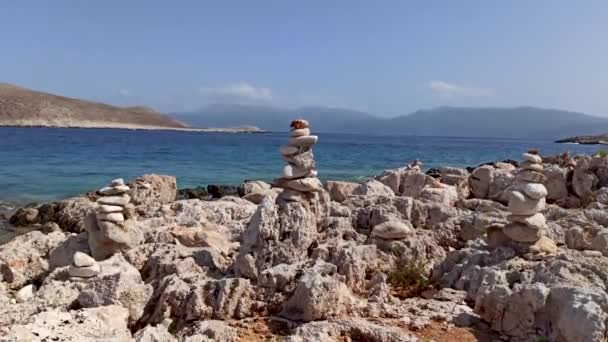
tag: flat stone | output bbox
[290,119,310,129]
[508,190,545,215]
[290,128,310,137]
[73,251,96,267]
[522,183,547,200]
[99,204,124,213]
[111,178,125,186]
[517,170,547,183]
[280,145,300,156]
[282,164,312,179]
[507,212,547,230]
[521,161,543,172]
[99,185,130,196]
[522,153,542,164]
[282,177,323,192]
[282,149,315,169]
[503,222,542,243]
[583,250,603,257]
[97,195,130,206]
[288,135,318,148]
[371,220,413,239]
[69,263,101,278]
[97,212,125,223]
[278,189,307,202]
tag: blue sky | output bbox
[1,1,607,116]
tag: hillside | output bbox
[172,105,608,139]
[0,83,187,129]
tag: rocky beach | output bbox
[2,121,608,341]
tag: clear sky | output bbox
[1,1,607,116]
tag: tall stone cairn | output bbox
[502,149,557,254]
[86,178,143,259]
[274,119,324,202]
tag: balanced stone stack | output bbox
[275,119,323,202]
[86,178,142,260]
[97,178,131,228]
[502,150,557,254]
[68,251,100,281]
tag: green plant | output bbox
[387,260,431,298]
[536,337,549,342]
[595,149,608,158]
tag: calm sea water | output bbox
[0,127,599,205]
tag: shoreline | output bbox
[0,123,266,133]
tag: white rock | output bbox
[99,204,124,213]
[97,212,125,222]
[282,164,312,179]
[69,263,101,278]
[288,135,318,147]
[73,251,96,267]
[280,145,300,156]
[111,178,125,186]
[522,153,542,164]
[521,161,543,172]
[508,191,545,215]
[371,220,413,239]
[97,195,130,206]
[16,284,36,303]
[99,185,130,196]
[290,128,310,137]
[522,183,548,200]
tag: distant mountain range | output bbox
[0,83,186,129]
[172,104,608,139]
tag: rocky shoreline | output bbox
[2,125,608,340]
[556,133,608,145]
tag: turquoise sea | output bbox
[0,127,599,205]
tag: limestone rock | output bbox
[129,174,177,213]
[85,214,143,260]
[508,191,545,215]
[419,184,458,206]
[324,180,359,202]
[469,165,494,199]
[16,284,36,303]
[370,220,414,240]
[522,182,548,200]
[168,224,232,254]
[238,180,271,196]
[503,222,542,242]
[543,165,569,201]
[178,320,238,342]
[507,212,547,230]
[69,263,101,278]
[352,179,395,197]
[73,251,95,267]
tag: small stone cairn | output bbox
[274,119,323,202]
[96,178,132,227]
[502,149,557,255]
[68,251,100,281]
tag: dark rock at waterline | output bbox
[178,187,210,200]
[9,197,96,233]
[425,168,441,178]
[207,185,239,199]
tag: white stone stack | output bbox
[96,178,131,230]
[503,150,556,254]
[68,251,100,280]
[275,119,323,202]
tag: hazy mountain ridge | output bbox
[173,105,608,139]
[0,83,187,129]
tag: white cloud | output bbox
[198,82,274,103]
[427,80,491,98]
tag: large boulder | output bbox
[281,262,357,322]
[0,231,66,289]
[419,184,458,206]
[78,253,153,325]
[352,179,395,197]
[85,213,144,260]
[129,174,177,214]
[238,180,272,197]
[469,165,494,199]
[9,197,96,232]
[543,165,569,202]
[573,156,599,199]
[440,166,470,199]
[324,181,359,202]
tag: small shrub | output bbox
[387,260,431,298]
[595,149,608,158]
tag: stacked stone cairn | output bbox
[85,178,142,260]
[68,251,100,281]
[502,149,557,254]
[274,119,323,202]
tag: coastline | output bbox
[0,122,266,133]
